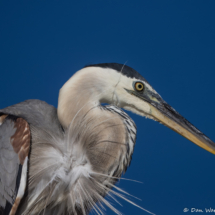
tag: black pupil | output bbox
[138,84,142,89]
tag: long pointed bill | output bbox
[148,97,215,154]
[127,87,215,155]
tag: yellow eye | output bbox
[135,82,144,92]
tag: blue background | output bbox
[0,1,215,215]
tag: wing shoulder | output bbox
[0,115,30,215]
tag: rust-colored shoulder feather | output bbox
[0,115,30,215]
[11,118,30,165]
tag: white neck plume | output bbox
[57,67,121,128]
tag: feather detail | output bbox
[24,105,138,215]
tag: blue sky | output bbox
[0,1,215,215]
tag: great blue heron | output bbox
[0,63,214,215]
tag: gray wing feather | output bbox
[0,99,63,137]
[0,100,64,215]
[0,117,19,208]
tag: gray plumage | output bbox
[0,117,18,206]
[0,100,137,215]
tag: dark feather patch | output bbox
[84,63,149,83]
[11,118,30,165]
[0,115,30,215]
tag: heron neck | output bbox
[57,67,118,128]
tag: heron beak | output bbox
[149,103,215,154]
[129,89,215,155]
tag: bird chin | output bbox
[123,105,159,121]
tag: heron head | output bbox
[83,63,215,155]
[58,63,215,154]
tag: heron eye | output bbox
[135,82,144,92]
